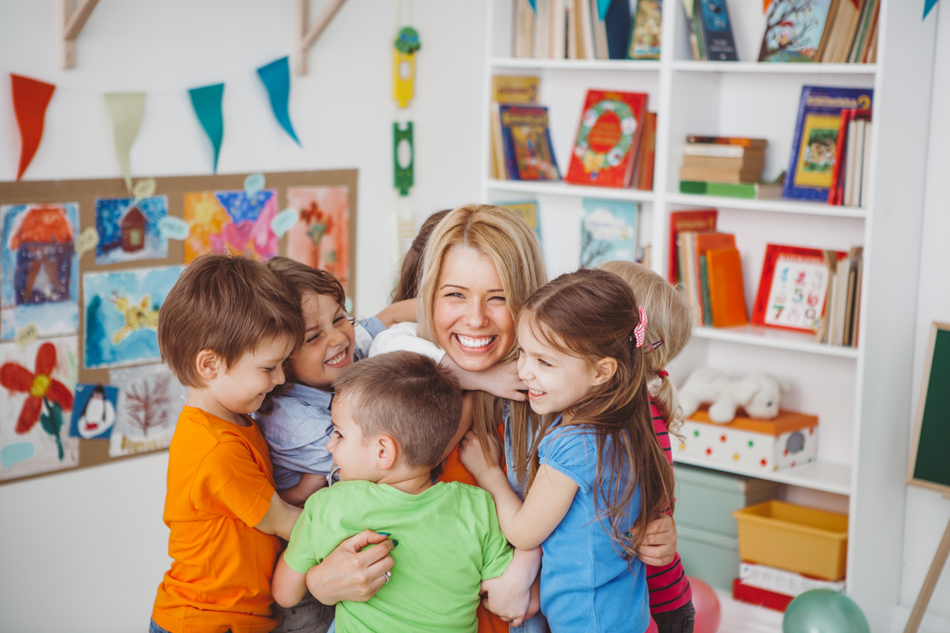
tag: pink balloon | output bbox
[687,576,722,633]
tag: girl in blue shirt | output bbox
[459,268,676,633]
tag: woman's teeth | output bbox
[326,349,348,366]
[456,334,494,349]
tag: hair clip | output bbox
[644,338,664,354]
[657,370,669,379]
[633,305,648,348]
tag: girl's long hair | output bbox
[516,268,677,559]
[598,261,693,439]
[417,204,548,464]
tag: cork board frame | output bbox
[0,169,358,484]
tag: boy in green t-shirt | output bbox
[272,351,514,633]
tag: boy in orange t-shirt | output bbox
[150,254,305,633]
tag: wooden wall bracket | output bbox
[296,0,348,76]
[59,0,101,69]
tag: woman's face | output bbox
[433,245,516,373]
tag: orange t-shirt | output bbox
[152,407,283,633]
[439,423,509,633]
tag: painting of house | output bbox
[1,202,80,341]
[95,196,168,265]
[120,205,146,253]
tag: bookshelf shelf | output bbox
[692,325,860,358]
[666,193,868,218]
[674,453,852,496]
[485,179,655,202]
[490,57,661,72]
[671,61,878,76]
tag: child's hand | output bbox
[442,356,527,401]
[480,574,531,626]
[637,514,677,566]
[458,430,502,481]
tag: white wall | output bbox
[0,2,483,631]
[895,5,950,632]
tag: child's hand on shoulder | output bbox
[458,430,502,481]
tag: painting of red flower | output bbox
[1,342,74,434]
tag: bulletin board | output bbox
[0,169,358,485]
[907,321,950,495]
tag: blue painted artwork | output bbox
[580,199,641,268]
[69,383,119,439]
[95,195,168,264]
[0,202,80,340]
[82,266,185,369]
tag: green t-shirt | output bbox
[284,480,513,633]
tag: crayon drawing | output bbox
[286,187,350,290]
[183,189,279,263]
[83,266,185,369]
[95,196,168,264]
[1,202,80,341]
[109,364,187,457]
[0,336,79,480]
[69,383,119,440]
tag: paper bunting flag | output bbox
[925,0,939,19]
[597,0,612,20]
[188,83,225,173]
[104,93,145,193]
[256,57,300,146]
[10,74,56,181]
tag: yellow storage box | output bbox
[732,500,848,581]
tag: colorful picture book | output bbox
[827,109,872,207]
[784,86,873,201]
[675,231,748,328]
[565,90,648,188]
[628,0,662,60]
[498,200,543,251]
[579,199,640,268]
[490,76,541,180]
[757,0,879,63]
[697,0,738,61]
[634,112,657,191]
[498,104,561,181]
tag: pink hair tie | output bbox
[633,305,648,348]
[657,370,669,379]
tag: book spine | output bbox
[699,254,713,326]
[685,144,761,158]
[860,121,872,207]
[692,0,706,60]
[843,118,859,206]
[686,136,767,148]
[852,119,866,207]
[698,0,738,61]
[828,109,852,205]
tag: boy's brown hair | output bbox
[333,351,462,469]
[158,254,304,388]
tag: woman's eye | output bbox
[489,295,506,303]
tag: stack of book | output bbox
[758,0,880,64]
[814,247,864,347]
[511,0,662,61]
[679,136,783,200]
[490,76,561,182]
[733,562,846,612]
[681,0,739,61]
[828,109,872,207]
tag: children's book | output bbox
[784,86,873,201]
[668,209,717,283]
[635,112,657,190]
[565,90,648,188]
[499,104,561,181]
[707,248,748,328]
[758,0,836,63]
[491,76,541,104]
[697,0,739,61]
[498,200,543,249]
[605,0,632,59]
[580,199,640,268]
[629,0,663,60]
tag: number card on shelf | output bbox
[752,244,846,334]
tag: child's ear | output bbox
[591,357,618,386]
[195,349,222,381]
[376,435,399,471]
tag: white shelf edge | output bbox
[673,453,852,496]
[672,61,878,75]
[490,57,660,71]
[667,193,868,218]
[692,325,860,358]
[485,179,656,202]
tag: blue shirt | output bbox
[254,317,386,490]
[537,418,650,633]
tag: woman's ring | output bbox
[384,571,392,584]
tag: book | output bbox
[629,0,662,60]
[686,136,768,149]
[758,0,836,63]
[678,231,702,324]
[860,120,872,206]
[576,0,596,59]
[843,116,859,206]
[580,199,640,268]
[565,90,649,188]
[533,0,551,59]
[590,0,609,59]
[692,232,737,324]
[707,248,749,327]
[491,105,506,179]
[706,179,785,199]
[490,76,541,180]
[831,254,849,344]
[699,254,713,326]
[784,86,874,201]
[668,209,717,283]
[685,143,766,159]
[635,112,657,190]
[827,108,855,205]
[848,0,878,63]
[683,155,766,171]
[821,0,864,63]
[514,0,535,57]
[679,166,762,184]
[605,0,631,59]
[690,0,707,60]
[697,0,738,61]
[814,250,840,344]
[752,244,846,333]
[498,104,561,181]
[552,0,567,59]
[498,200,543,249]
[679,180,707,195]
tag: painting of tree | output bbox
[124,372,170,437]
[758,0,827,63]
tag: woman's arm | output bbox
[305,531,396,605]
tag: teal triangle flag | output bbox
[256,57,301,146]
[527,0,536,11]
[188,83,225,173]
[597,0,613,21]
[925,0,938,19]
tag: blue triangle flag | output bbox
[597,0,613,21]
[527,0,536,11]
[925,0,938,19]
[256,57,301,146]
[188,83,225,173]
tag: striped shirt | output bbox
[646,399,692,613]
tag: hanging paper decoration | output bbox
[256,57,301,146]
[104,93,145,193]
[393,27,420,109]
[597,0,612,20]
[925,0,939,19]
[188,83,225,173]
[394,122,414,196]
[10,74,56,181]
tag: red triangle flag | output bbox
[11,74,56,180]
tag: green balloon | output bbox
[783,590,871,633]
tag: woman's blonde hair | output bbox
[598,261,692,439]
[417,203,548,460]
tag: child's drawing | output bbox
[109,364,187,457]
[83,266,185,369]
[69,384,118,440]
[286,187,350,290]
[0,336,79,480]
[95,196,169,264]
[0,202,80,341]
[183,189,279,263]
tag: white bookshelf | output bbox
[479,1,936,629]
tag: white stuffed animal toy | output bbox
[679,367,790,424]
